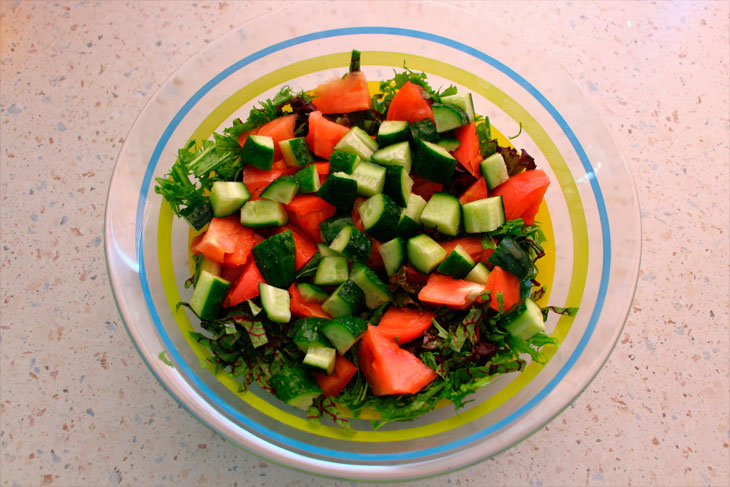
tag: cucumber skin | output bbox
[317,174,358,213]
[321,316,368,354]
[413,139,457,185]
[360,193,401,242]
[337,226,373,264]
[251,230,297,289]
[270,367,322,409]
[349,263,393,309]
[293,318,331,352]
[487,238,532,279]
[242,134,274,171]
[322,280,365,317]
[319,215,354,243]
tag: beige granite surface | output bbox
[1,1,728,485]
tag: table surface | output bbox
[1,1,728,486]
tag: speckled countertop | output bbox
[1,1,728,486]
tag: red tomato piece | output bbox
[458,177,488,204]
[440,237,487,264]
[191,216,261,266]
[484,266,522,312]
[451,122,481,178]
[490,169,550,225]
[377,307,436,344]
[223,257,265,307]
[357,325,437,396]
[243,159,288,198]
[306,111,350,159]
[286,195,337,243]
[254,114,296,161]
[312,355,358,397]
[418,273,486,310]
[311,71,371,114]
[386,81,434,123]
[411,174,443,200]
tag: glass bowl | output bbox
[105,2,641,481]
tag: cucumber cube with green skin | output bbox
[317,172,358,213]
[239,199,289,228]
[480,152,509,190]
[296,283,329,303]
[439,93,476,122]
[319,215,354,244]
[358,193,401,242]
[487,238,532,279]
[435,136,461,153]
[322,280,365,318]
[420,192,462,236]
[395,193,428,238]
[412,139,457,184]
[303,345,337,374]
[313,256,349,286]
[270,367,322,410]
[431,103,469,132]
[350,161,386,197]
[279,137,315,167]
[383,165,414,208]
[329,224,372,264]
[462,196,506,233]
[190,270,230,320]
[251,230,296,288]
[409,119,439,142]
[321,316,368,354]
[378,237,405,277]
[317,242,342,258]
[293,164,321,193]
[209,181,250,217]
[242,134,275,170]
[334,126,379,161]
[259,175,299,205]
[371,141,412,173]
[465,262,490,284]
[377,120,409,146]
[407,234,447,274]
[349,263,393,309]
[504,298,545,340]
[293,317,331,352]
[329,151,361,175]
[437,244,476,279]
[259,283,291,323]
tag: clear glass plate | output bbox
[105,2,641,481]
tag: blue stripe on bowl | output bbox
[133,26,611,462]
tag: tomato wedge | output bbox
[451,122,481,177]
[288,283,331,319]
[312,354,357,397]
[243,159,289,198]
[312,71,371,114]
[418,273,486,309]
[357,325,437,396]
[377,307,436,344]
[191,216,262,266]
[411,174,443,200]
[484,266,522,312]
[223,257,265,308]
[490,169,550,225]
[386,81,434,123]
[255,114,296,161]
[306,111,350,159]
[286,195,337,243]
[458,177,488,204]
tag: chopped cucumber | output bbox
[377,120,409,146]
[259,282,291,323]
[371,141,412,173]
[293,317,330,352]
[296,282,329,303]
[480,152,509,190]
[319,215,354,244]
[413,139,457,184]
[349,263,393,309]
[279,137,315,167]
[462,196,505,233]
[209,181,250,217]
[293,164,321,193]
[303,345,337,374]
[465,262,490,284]
[192,254,221,288]
[270,367,322,410]
[378,237,405,277]
[504,298,545,340]
[435,136,461,152]
[333,126,378,160]
[437,244,476,279]
[322,280,365,318]
[350,161,386,196]
[251,230,296,288]
[358,193,400,241]
[321,316,368,354]
[431,103,469,132]
[487,238,532,279]
[396,193,427,237]
[329,150,361,174]
[190,270,230,320]
[383,165,413,208]
[239,199,289,228]
[440,93,476,122]
[317,242,341,257]
[407,234,446,274]
[317,172,358,213]
[420,192,462,236]
[313,256,349,286]
[329,224,372,264]
[259,175,299,204]
[409,119,439,142]
[241,134,274,170]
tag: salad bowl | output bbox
[105,2,641,480]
